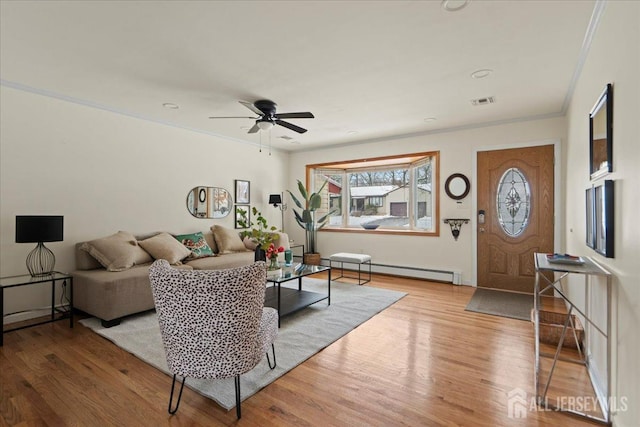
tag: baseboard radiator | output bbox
[319,258,461,285]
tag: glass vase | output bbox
[268,256,279,270]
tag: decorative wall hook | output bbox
[443,218,470,241]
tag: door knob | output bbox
[479,227,485,233]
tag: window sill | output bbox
[321,227,439,237]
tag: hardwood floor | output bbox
[1,273,601,426]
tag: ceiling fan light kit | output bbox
[257,120,275,131]
[210,99,314,134]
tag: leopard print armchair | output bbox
[149,259,278,419]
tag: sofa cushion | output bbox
[203,231,218,254]
[186,251,255,270]
[211,225,249,254]
[80,231,152,272]
[138,232,192,264]
[174,231,215,259]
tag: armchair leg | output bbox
[168,374,186,415]
[266,343,277,369]
[235,375,242,419]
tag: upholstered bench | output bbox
[329,252,372,285]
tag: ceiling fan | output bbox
[209,99,314,134]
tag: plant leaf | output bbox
[287,190,304,210]
[302,209,313,224]
[297,180,309,203]
[316,209,338,225]
[309,193,322,210]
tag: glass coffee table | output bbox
[265,264,331,327]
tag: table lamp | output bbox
[15,215,64,276]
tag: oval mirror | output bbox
[186,186,232,219]
[445,173,470,200]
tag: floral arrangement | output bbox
[266,243,285,259]
[265,243,284,270]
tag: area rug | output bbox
[80,278,405,410]
[465,287,533,321]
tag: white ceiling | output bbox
[0,1,597,152]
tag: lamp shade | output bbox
[15,216,64,243]
[269,194,282,205]
[257,120,274,131]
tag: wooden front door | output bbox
[477,145,554,293]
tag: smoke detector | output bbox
[471,97,496,106]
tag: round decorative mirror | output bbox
[186,186,232,219]
[445,173,470,200]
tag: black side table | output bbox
[1,271,73,346]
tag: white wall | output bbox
[564,2,639,426]
[0,86,288,320]
[287,116,566,285]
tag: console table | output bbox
[1,272,73,346]
[533,253,612,424]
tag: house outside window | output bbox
[307,151,439,235]
[368,196,383,207]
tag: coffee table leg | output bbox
[277,282,281,327]
[298,277,302,291]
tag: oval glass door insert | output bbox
[496,168,531,237]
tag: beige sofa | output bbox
[72,228,288,327]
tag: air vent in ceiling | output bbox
[471,96,496,106]
[279,135,294,140]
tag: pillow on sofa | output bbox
[80,231,152,272]
[138,232,192,264]
[174,231,215,259]
[242,236,258,251]
[211,225,249,254]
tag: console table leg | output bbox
[69,278,74,328]
[328,268,331,305]
[1,288,4,346]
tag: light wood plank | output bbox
[1,273,601,426]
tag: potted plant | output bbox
[236,206,279,262]
[288,179,337,265]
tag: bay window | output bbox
[307,151,439,235]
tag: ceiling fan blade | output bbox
[209,116,256,119]
[274,112,315,119]
[248,123,260,134]
[239,100,263,116]
[276,119,307,134]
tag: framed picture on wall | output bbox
[589,83,613,180]
[594,180,614,258]
[586,187,595,249]
[234,205,250,229]
[235,179,250,204]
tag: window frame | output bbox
[306,151,440,236]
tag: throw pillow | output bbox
[80,231,151,272]
[174,231,215,259]
[243,236,258,251]
[211,225,248,254]
[138,232,192,264]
